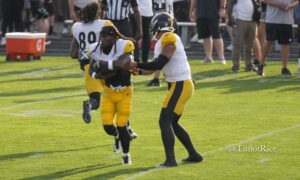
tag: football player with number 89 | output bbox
[70,2,113,123]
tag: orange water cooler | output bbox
[5,32,46,61]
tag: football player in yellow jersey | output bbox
[130,12,202,167]
[70,2,112,123]
[89,25,136,165]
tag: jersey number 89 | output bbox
[79,32,97,50]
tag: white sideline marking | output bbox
[125,122,300,180]
[22,65,75,76]
[256,157,271,164]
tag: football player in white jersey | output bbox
[70,2,113,124]
[89,25,136,165]
[129,13,202,167]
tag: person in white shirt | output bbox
[228,0,259,73]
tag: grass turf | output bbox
[0,57,299,179]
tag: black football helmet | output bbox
[150,12,175,36]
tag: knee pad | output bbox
[103,125,118,136]
[89,92,100,110]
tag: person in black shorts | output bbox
[189,0,226,64]
[44,0,55,36]
[257,0,298,76]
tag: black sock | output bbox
[172,120,199,157]
[49,26,53,34]
[159,109,176,162]
[117,126,130,153]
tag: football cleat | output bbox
[127,127,138,140]
[82,100,91,123]
[122,154,132,165]
[113,137,122,154]
[159,160,178,167]
[182,154,203,163]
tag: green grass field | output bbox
[0,56,299,180]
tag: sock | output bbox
[49,26,53,34]
[159,109,176,163]
[117,126,130,153]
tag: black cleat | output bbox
[182,154,203,163]
[257,64,265,76]
[147,78,160,87]
[122,154,132,165]
[281,67,292,76]
[127,127,138,140]
[82,100,91,123]
[159,160,178,167]
[113,137,122,153]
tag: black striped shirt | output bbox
[102,0,138,20]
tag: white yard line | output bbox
[125,122,300,180]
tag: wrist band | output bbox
[92,72,96,78]
[108,61,113,70]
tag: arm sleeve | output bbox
[137,54,169,70]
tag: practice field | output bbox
[0,57,299,180]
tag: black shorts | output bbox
[44,1,54,16]
[196,18,221,39]
[30,1,49,19]
[266,23,293,44]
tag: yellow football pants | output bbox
[100,85,133,127]
[162,79,194,115]
[84,64,104,94]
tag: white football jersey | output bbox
[154,32,191,82]
[89,39,134,62]
[72,19,113,51]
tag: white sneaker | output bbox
[0,37,6,46]
[220,59,226,65]
[62,28,68,34]
[45,40,52,46]
[226,44,233,51]
[190,34,198,42]
[197,39,204,44]
[203,57,214,64]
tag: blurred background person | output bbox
[257,0,298,76]
[1,0,25,46]
[189,0,227,65]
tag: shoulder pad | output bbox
[124,40,135,53]
[161,32,176,47]
[104,20,114,27]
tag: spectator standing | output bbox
[0,0,25,46]
[189,0,227,65]
[257,0,299,76]
[228,0,260,73]
[30,0,49,39]
[44,0,55,36]
[135,0,153,63]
